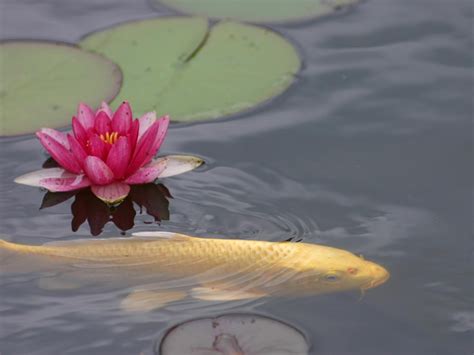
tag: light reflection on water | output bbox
[1,0,472,354]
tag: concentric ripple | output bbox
[136,164,322,243]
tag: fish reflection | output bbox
[40,183,171,236]
[0,232,389,312]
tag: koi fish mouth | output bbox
[361,265,390,290]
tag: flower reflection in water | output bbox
[40,183,171,236]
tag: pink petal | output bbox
[128,119,140,152]
[142,116,169,167]
[106,136,131,179]
[72,117,88,146]
[125,122,159,175]
[138,112,157,140]
[91,182,131,204]
[38,128,69,150]
[125,117,169,176]
[83,156,115,185]
[124,159,167,184]
[15,167,76,187]
[152,115,169,153]
[112,101,132,135]
[67,134,88,166]
[39,174,91,192]
[96,101,113,118]
[36,132,82,174]
[94,111,111,135]
[88,134,108,160]
[77,103,95,130]
[151,155,204,178]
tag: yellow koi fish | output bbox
[0,232,389,312]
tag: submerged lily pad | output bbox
[80,18,300,122]
[0,41,122,136]
[159,314,309,354]
[152,0,360,24]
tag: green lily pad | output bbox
[80,18,300,122]
[151,0,360,24]
[0,41,122,137]
[81,17,208,118]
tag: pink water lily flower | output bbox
[14,102,203,204]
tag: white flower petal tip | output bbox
[14,168,72,187]
[14,168,90,192]
[157,155,204,178]
[91,182,131,205]
[159,314,309,355]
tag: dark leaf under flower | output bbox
[41,183,171,236]
[40,190,77,209]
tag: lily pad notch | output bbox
[80,17,301,123]
[0,41,122,137]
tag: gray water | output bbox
[0,0,473,354]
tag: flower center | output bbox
[100,131,119,145]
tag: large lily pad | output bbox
[80,18,300,122]
[151,0,360,24]
[0,41,122,136]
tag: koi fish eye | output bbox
[323,273,340,282]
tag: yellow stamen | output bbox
[99,131,119,145]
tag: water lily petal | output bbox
[125,120,159,176]
[128,119,140,152]
[95,111,111,135]
[36,131,82,174]
[124,158,167,184]
[38,128,70,150]
[138,111,157,140]
[88,134,108,160]
[112,101,132,135]
[77,103,95,130]
[83,156,115,185]
[14,167,90,192]
[126,117,169,176]
[91,182,131,204]
[14,167,74,187]
[153,115,169,152]
[154,155,204,178]
[106,136,131,179]
[39,175,91,192]
[97,101,113,118]
[67,134,88,166]
[72,116,88,146]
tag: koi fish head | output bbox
[279,243,390,295]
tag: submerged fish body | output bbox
[0,232,389,311]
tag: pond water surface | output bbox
[0,0,473,354]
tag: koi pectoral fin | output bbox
[191,287,267,301]
[120,289,187,313]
